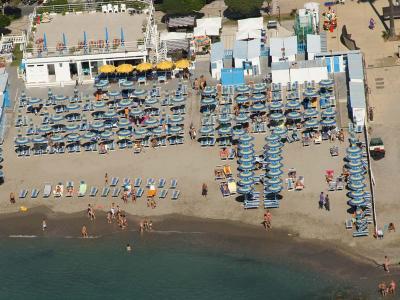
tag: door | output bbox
[333,56,340,72]
[325,57,332,73]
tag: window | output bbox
[47,64,55,75]
[59,63,63,68]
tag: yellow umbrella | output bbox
[99,64,116,74]
[156,60,174,71]
[116,64,134,73]
[136,62,153,72]
[175,59,190,69]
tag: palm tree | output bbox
[389,0,396,39]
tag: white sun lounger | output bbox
[43,184,51,198]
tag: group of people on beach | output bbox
[193,75,207,95]
[106,203,128,229]
[379,280,396,296]
[139,219,153,233]
[318,192,330,211]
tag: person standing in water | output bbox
[81,225,88,238]
[42,218,47,231]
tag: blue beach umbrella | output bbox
[239,148,255,156]
[38,125,53,134]
[319,79,334,87]
[286,100,301,110]
[54,95,67,101]
[135,127,148,136]
[238,156,255,164]
[117,129,131,137]
[321,118,336,127]
[348,174,365,182]
[251,94,266,102]
[91,121,104,130]
[265,135,280,142]
[172,95,186,104]
[286,111,302,120]
[238,143,254,150]
[144,117,159,127]
[118,98,133,107]
[266,155,283,162]
[201,97,217,106]
[266,184,282,193]
[347,146,362,155]
[169,126,182,134]
[51,134,64,142]
[144,97,159,106]
[273,127,287,136]
[236,85,250,94]
[100,131,114,140]
[304,119,319,129]
[266,140,283,149]
[269,112,284,121]
[267,178,282,185]
[93,101,106,109]
[252,103,267,112]
[252,83,267,93]
[28,98,42,105]
[321,108,336,118]
[269,101,283,111]
[152,127,164,136]
[130,107,143,117]
[347,198,367,207]
[218,127,232,136]
[15,136,30,145]
[51,115,64,123]
[266,148,282,156]
[238,178,254,187]
[66,133,80,142]
[202,87,216,96]
[237,186,253,194]
[236,95,249,104]
[266,169,284,177]
[103,111,118,119]
[303,89,318,98]
[32,136,47,144]
[348,182,366,191]
[238,162,254,170]
[108,90,120,97]
[83,131,97,140]
[348,190,365,199]
[66,103,80,111]
[95,81,108,89]
[238,171,254,179]
[66,124,79,132]
[347,153,363,161]
[235,114,249,123]
[133,89,147,97]
[349,168,363,175]
[169,115,184,124]
[117,118,131,128]
[303,108,318,118]
[121,80,133,88]
[233,128,246,136]
[239,135,254,143]
[199,126,214,135]
[267,162,283,170]
[219,115,232,123]
[347,160,362,168]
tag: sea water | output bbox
[0,231,368,300]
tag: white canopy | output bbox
[193,17,222,37]
[236,29,261,41]
[238,17,264,32]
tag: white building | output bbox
[233,39,261,76]
[271,61,290,85]
[306,34,321,60]
[270,36,298,63]
[210,42,224,80]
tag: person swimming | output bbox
[126,244,132,252]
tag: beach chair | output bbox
[263,200,279,209]
[120,3,126,12]
[171,190,180,200]
[345,219,353,229]
[295,176,305,191]
[170,178,178,189]
[158,189,168,199]
[101,186,110,197]
[113,4,118,13]
[146,178,155,188]
[158,178,166,188]
[107,3,113,12]
[66,181,74,197]
[286,178,294,190]
[352,230,369,237]
[244,200,260,209]
[328,180,336,191]
[122,177,130,187]
[78,181,87,197]
[330,146,339,157]
[112,187,121,197]
[214,167,224,180]
[89,186,98,197]
[19,189,28,198]
[43,184,51,198]
[136,187,144,198]
[134,178,142,187]
[220,182,230,197]
[227,178,237,195]
[336,176,344,190]
[110,177,119,187]
[31,188,39,198]
[102,5,107,13]
[223,165,232,177]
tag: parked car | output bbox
[369,137,385,160]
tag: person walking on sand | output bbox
[319,192,325,209]
[105,173,108,186]
[42,218,47,231]
[324,194,330,211]
[81,225,88,238]
[202,183,208,197]
[384,256,390,272]
[9,192,15,204]
[379,282,387,296]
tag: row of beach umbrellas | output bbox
[98,59,190,74]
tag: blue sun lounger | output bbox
[244,200,260,209]
[158,178,166,188]
[158,189,168,198]
[19,189,28,199]
[134,178,142,187]
[171,190,180,200]
[89,186,98,197]
[170,179,178,189]
[101,186,110,197]
[352,230,369,237]
[31,188,39,198]
[146,178,155,187]
[136,187,144,198]
[112,187,121,197]
[110,177,119,187]
[122,178,130,186]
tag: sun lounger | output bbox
[134,178,142,187]
[158,189,168,198]
[89,186,98,197]
[328,180,336,191]
[223,165,232,177]
[66,181,74,197]
[43,184,51,198]
[286,178,294,190]
[330,146,339,156]
[136,187,144,198]
[171,190,180,200]
[158,178,166,188]
[122,178,130,187]
[336,176,344,190]
[244,200,260,209]
[112,187,121,197]
[19,189,28,198]
[146,178,155,188]
[110,177,119,187]
[78,181,87,197]
[295,176,305,190]
[53,184,64,197]
[264,200,279,209]
[31,188,39,198]
[214,167,224,180]
[345,219,353,229]
[220,182,230,197]
[101,186,110,197]
[170,179,178,189]
[227,178,237,194]
[352,230,369,237]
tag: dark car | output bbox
[369,137,385,160]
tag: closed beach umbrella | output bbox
[239,135,254,143]
[100,131,114,140]
[51,134,64,142]
[15,136,30,145]
[38,125,53,134]
[269,101,283,111]
[237,185,253,194]
[251,94,266,102]
[347,160,362,168]
[238,178,253,187]
[347,153,362,161]
[117,129,131,137]
[303,89,318,98]
[91,121,104,130]
[169,115,184,124]
[286,111,302,120]
[321,108,336,118]
[66,133,80,142]
[83,131,96,140]
[319,79,334,87]
[28,98,42,105]
[130,107,143,117]
[236,95,249,104]
[133,89,147,97]
[51,114,64,123]
[347,198,367,207]
[103,111,117,119]
[66,103,80,111]
[136,62,153,72]
[93,101,106,109]
[108,90,121,97]
[66,124,79,132]
[303,108,318,118]
[238,171,254,179]
[117,118,131,128]
[144,117,159,127]
[99,64,116,74]
[286,100,301,110]
[269,112,284,121]
[172,95,186,105]
[235,114,249,123]
[265,134,280,142]
[118,98,133,107]
[349,167,363,175]
[236,85,250,94]
[121,80,134,88]
[266,169,283,177]
[201,97,217,106]
[156,60,174,70]
[145,97,159,106]
[348,182,366,191]
[321,118,336,127]
[116,64,134,73]
[347,146,362,155]
[304,119,319,129]
[252,103,267,112]
[175,59,190,69]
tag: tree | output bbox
[224,0,263,19]
[0,14,10,28]
[388,0,396,39]
[160,0,206,16]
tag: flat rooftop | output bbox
[35,12,148,50]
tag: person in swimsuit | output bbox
[81,225,88,238]
[384,256,390,272]
[42,218,47,231]
[126,244,132,252]
[10,192,15,204]
[389,280,396,294]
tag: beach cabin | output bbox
[289,59,328,83]
[271,61,290,86]
[306,34,321,60]
[349,81,366,126]
[270,36,298,63]
[210,42,224,80]
[347,53,364,82]
[233,39,261,76]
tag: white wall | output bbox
[25,64,49,83]
[234,57,260,76]
[271,55,296,63]
[272,69,290,86]
[55,62,71,82]
[290,66,327,83]
[211,60,223,80]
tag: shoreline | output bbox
[0,206,395,278]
